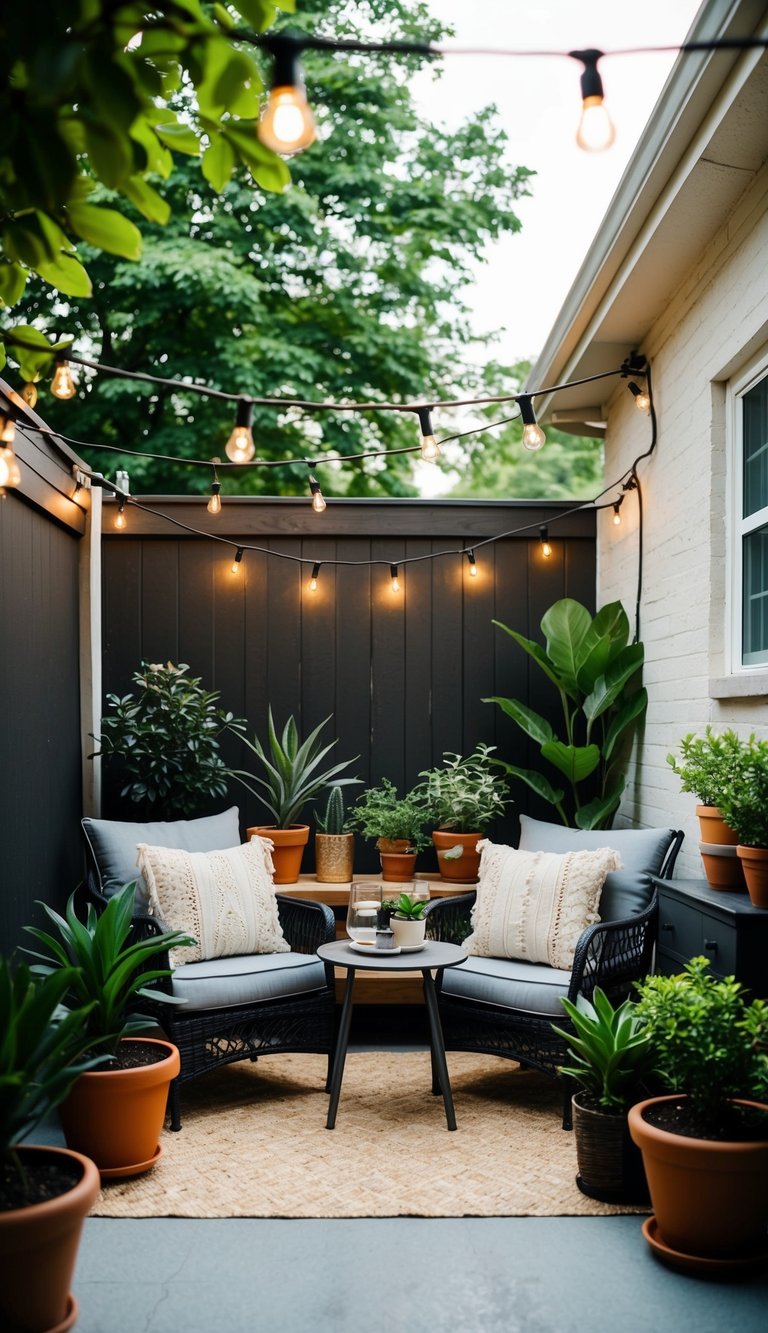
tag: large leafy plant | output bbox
[236,710,360,829]
[485,598,647,829]
[667,727,751,807]
[23,882,195,1057]
[634,957,768,1137]
[415,745,510,832]
[552,988,655,1114]
[347,779,431,851]
[93,661,247,818]
[0,960,105,1169]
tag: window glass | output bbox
[743,377,768,518]
[742,525,768,665]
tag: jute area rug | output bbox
[93,1052,648,1219]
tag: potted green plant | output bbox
[0,959,104,1332]
[314,786,355,884]
[629,956,768,1270]
[667,727,749,888]
[347,779,430,881]
[23,881,195,1177]
[551,988,655,1203]
[415,744,511,882]
[717,739,768,907]
[484,598,647,829]
[238,710,360,883]
[92,660,248,819]
[388,892,429,949]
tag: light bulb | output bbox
[0,445,19,488]
[576,96,616,152]
[258,88,317,155]
[390,564,400,592]
[417,407,440,461]
[518,394,546,452]
[51,360,76,399]
[207,484,222,515]
[309,475,327,513]
[522,422,546,452]
[0,415,16,444]
[540,527,552,558]
[612,503,622,526]
[628,382,651,414]
[542,539,552,557]
[309,562,320,592]
[466,550,478,578]
[21,382,38,408]
[231,548,244,575]
[114,501,127,530]
[226,400,255,463]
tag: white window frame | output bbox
[728,349,768,676]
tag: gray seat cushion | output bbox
[441,956,572,1016]
[82,807,241,910]
[517,814,677,919]
[170,951,328,1011]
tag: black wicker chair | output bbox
[82,813,337,1130]
[425,819,684,1128]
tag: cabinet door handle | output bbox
[703,939,718,953]
[660,922,673,932]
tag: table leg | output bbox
[326,967,356,1129]
[422,968,457,1130]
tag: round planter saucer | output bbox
[642,1216,768,1277]
[50,1293,78,1333]
[99,1142,163,1180]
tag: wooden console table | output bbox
[280,874,473,1004]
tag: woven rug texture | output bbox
[92,1052,648,1219]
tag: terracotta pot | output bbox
[314,832,355,883]
[628,1095,768,1260]
[696,805,739,846]
[736,845,768,908]
[0,1145,100,1332]
[378,850,417,882]
[432,830,482,882]
[247,825,310,884]
[699,841,747,892]
[571,1093,649,1204]
[59,1037,180,1177]
[390,915,427,948]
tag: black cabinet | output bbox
[652,877,768,998]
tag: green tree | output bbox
[6,1,534,496]
[439,362,603,500]
[0,1,294,381]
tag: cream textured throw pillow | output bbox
[465,840,622,969]
[137,837,289,967]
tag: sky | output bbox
[414,0,705,366]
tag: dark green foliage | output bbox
[667,727,751,808]
[347,778,430,851]
[552,988,655,1114]
[485,598,647,829]
[710,737,768,848]
[235,709,360,828]
[23,883,196,1056]
[390,892,427,921]
[92,661,247,819]
[415,744,510,832]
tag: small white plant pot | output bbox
[390,916,426,949]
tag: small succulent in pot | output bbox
[390,892,428,921]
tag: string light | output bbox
[628,382,651,414]
[573,49,616,152]
[0,413,16,445]
[417,407,440,462]
[207,478,222,515]
[540,525,552,558]
[226,399,255,463]
[0,441,21,490]
[518,395,546,452]
[465,549,478,577]
[257,35,317,156]
[21,382,38,408]
[612,500,622,526]
[114,496,127,529]
[51,359,76,400]
[308,473,327,513]
[309,561,321,592]
[231,547,244,574]
[390,564,400,592]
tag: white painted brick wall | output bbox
[600,163,768,878]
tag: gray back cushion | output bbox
[82,807,241,910]
[517,814,677,920]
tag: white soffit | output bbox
[528,0,768,424]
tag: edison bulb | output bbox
[51,361,76,399]
[207,491,222,515]
[634,390,651,413]
[522,422,546,452]
[576,97,616,153]
[420,434,440,462]
[391,573,400,592]
[258,88,316,155]
[542,540,552,558]
[225,425,255,464]
[309,573,318,592]
[114,507,127,530]
[0,416,15,444]
[469,562,478,577]
[311,490,327,514]
[21,382,38,408]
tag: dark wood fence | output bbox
[101,497,595,871]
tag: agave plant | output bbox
[484,598,647,829]
[0,958,105,1166]
[235,709,360,828]
[551,988,655,1114]
[23,882,195,1057]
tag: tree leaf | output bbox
[482,696,553,745]
[154,122,201,156]
[575,781,625,830]
[120,177,172,225]
[500,764,565,807]
[603,688,648,760]
[35,251,93,297]
[202,135,236,192]
[67,203,142,260]
[574,601,630,691]
[540,740,600,784]
[0,262,28,307]
[582,644,645,724]
[540,599,592,693]
[491,620,568,696]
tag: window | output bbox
[733,359,768,669]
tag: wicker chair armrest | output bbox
[424,892,476,944]
[568,892,658,1003]
[276,895,336,953]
